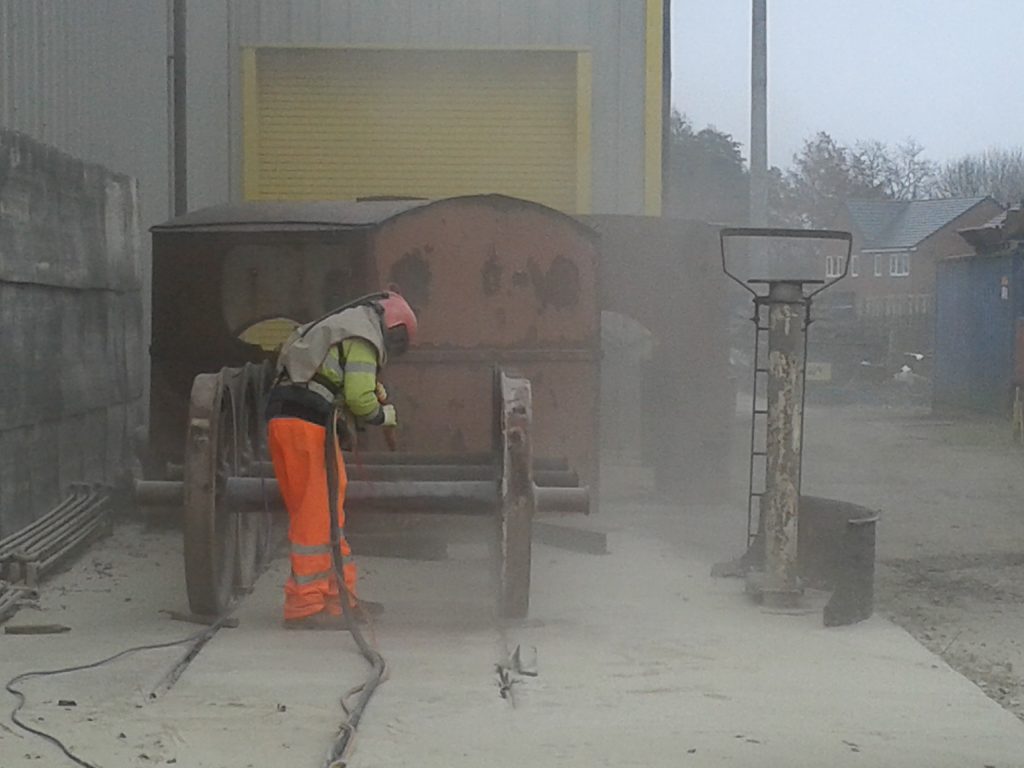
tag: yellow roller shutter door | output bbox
[245,48,585,213]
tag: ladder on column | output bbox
[746,298,770,544]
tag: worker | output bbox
[265,292,418,630]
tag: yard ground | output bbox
[800,403,1024,721]
[2,402,1024,766]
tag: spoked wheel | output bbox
[234,363,275,593]
[183,372,239,616]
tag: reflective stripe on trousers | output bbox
[267,416,357,620]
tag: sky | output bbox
[671,0,1024,170]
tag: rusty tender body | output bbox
[146,195,601,617]
[149,195,600,483]
[144,194,732,617]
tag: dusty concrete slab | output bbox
[3,508,1024,768]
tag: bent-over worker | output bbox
[266,292,418,630]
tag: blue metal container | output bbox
[934,250,1024,414]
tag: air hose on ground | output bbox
[5,613,233,768]
[323,405,387,768]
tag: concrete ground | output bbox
[801,404,1024,723]
[2,404,1024,767]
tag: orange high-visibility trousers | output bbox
[267,417,357,620]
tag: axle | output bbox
[134,477,589,514]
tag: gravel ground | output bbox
[799,402,1024,724]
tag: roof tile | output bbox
[846,197,990,250]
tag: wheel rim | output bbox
[183,372,238,616]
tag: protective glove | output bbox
[375,382,388,404]
[381,404,398,428]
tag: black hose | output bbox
[323,407,387,768]
[6,614,232,768]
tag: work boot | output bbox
[282,611,351,631]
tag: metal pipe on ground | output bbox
[0,488,111,587]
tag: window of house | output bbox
[850,254,859,277]
[825,254,844,279]
[889,251,910,277]
[874,254,882,277]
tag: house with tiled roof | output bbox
[831,196,1002,357]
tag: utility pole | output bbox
[750,0,767,228]
[171,0,187,216]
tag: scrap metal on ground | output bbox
[0,485,111,591]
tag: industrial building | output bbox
[1,0,668,225]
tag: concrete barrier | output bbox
[0,130,142,537]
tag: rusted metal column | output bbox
[759,281,806,606]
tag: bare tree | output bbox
[771,133,943,227]
[774,132,888,227]
[888,139,939,200]
[851,138,937,200]
[937,147,1024,204]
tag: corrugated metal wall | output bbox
[1,0,170,421]
[934,253,1024,414]
[1,1,656,219]
[187,0,651,215]
[245,47,582,210]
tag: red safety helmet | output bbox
[377,292,418,353]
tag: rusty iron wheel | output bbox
[495,370,534,620]
[183,371,239,616]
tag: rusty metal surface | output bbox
[180,364,279,615]
[381,362,597,486]
[148,195,600,489]
[139,475,589,516]
[150,198,740,507]
[182,372,236,616]
[222,478,498,513]
[148,229,374,471]
[371,196,599,348]
[758,282,807,607]
[497,371,534,619]
[372,196,600,487]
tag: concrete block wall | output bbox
[0,130,143,537]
